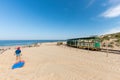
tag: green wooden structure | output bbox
[67,36,101,50]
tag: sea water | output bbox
[0,40,61,46]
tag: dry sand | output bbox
[0,42,120,80]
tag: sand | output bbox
[0,42,120,80]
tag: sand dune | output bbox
[0,42,120,80]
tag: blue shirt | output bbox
[15,50,21,54]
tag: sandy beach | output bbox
[0,42,120,80]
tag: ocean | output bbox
[0,40,62,46]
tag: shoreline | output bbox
[0,41,62,54]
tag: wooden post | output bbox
[88,40,89,53]
[106,42,109,57]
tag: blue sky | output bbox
[0,0,120,40]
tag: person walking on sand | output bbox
[15,47,22,62]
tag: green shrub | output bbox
[108,44,114,48]
[57,42,63,45]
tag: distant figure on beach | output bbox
[14,47,22,62]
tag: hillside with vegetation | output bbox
[100,32,120,50]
